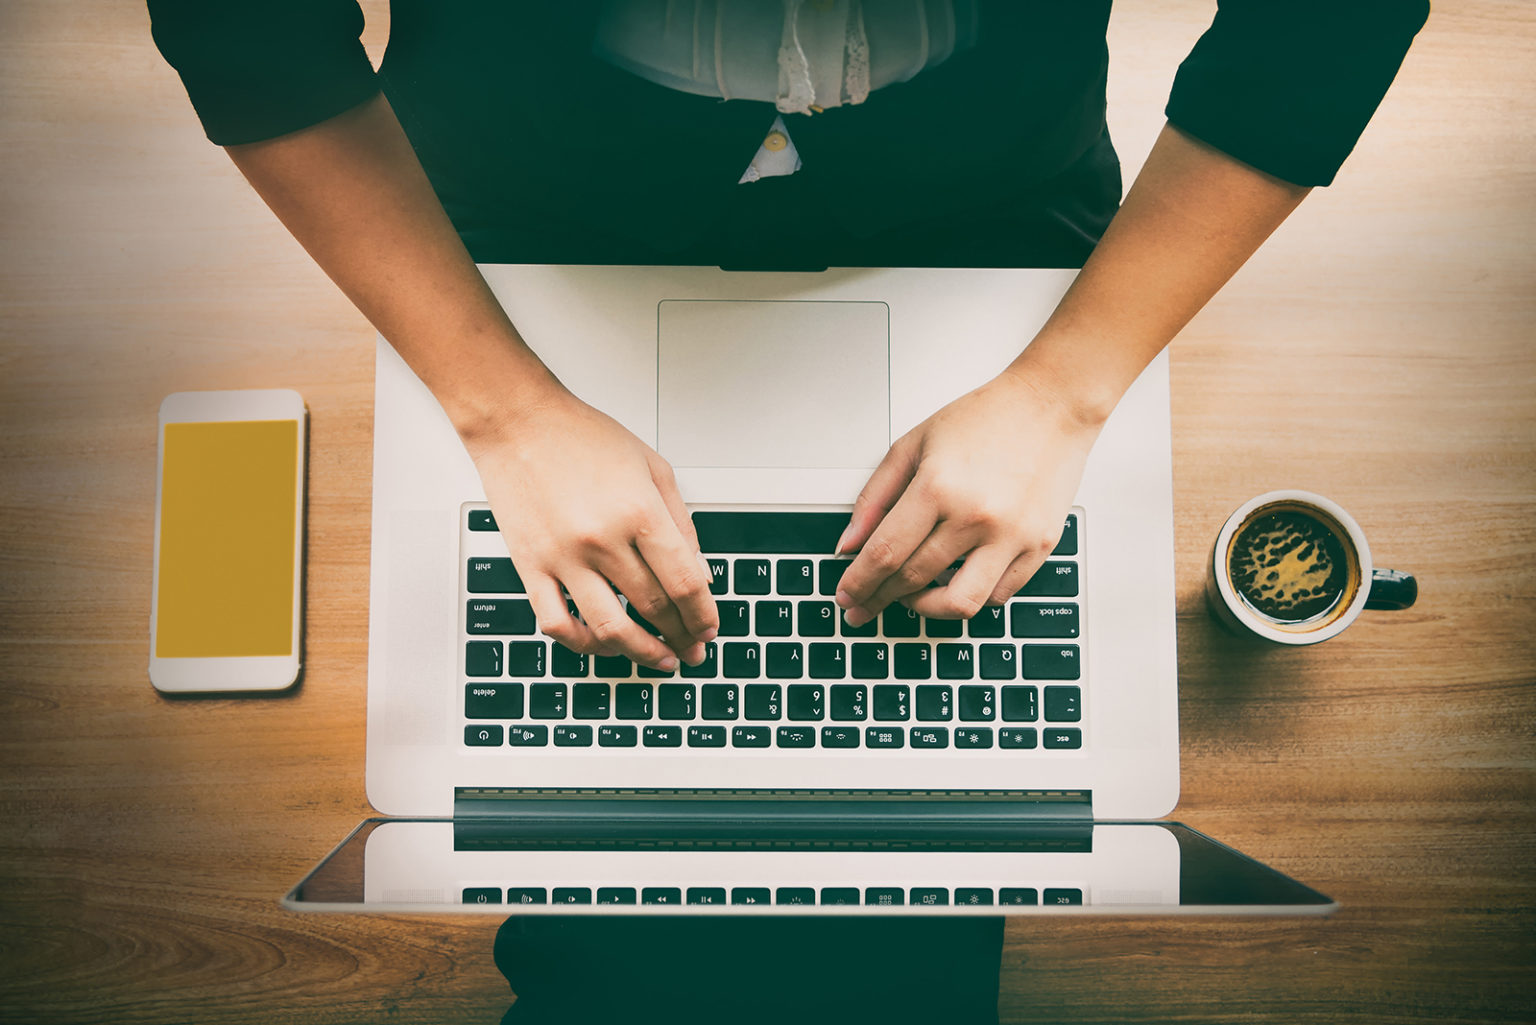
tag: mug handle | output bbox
[1365,569,1418,611]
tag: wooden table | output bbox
[2,2,1531,1021]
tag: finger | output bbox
[523,572,605,655]
[836,437,918,556]
[864,524,974,614]
[634,524,719,646]
[986,551,1052,606]
[902,544,1018,621]
[835,486,941,619]
[563,570,679,671]
[648,453,702,552]
[601,551,708,665]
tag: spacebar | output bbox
[693,511,852,555]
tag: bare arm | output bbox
[836,124,1310,622]
[227,94,716,667]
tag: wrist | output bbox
[428,330,572,456]
[1000,332,1124,434]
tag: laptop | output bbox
[287,263,1333,915]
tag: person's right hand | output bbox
[464,390,718,671]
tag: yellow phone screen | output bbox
[156,419,298,658]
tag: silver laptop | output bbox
[288,264,1331,914]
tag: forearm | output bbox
[1010,123,1311,426]
[225,93,563,443]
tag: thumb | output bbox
[647,452,701,552]
[837,436,918,555]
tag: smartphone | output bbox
[149,389,307,693]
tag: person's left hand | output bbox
[833,367,1102,625]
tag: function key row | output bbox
[463,884,1083,907]
[466,682,1081,723]
[464,723,1083,751]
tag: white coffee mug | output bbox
[1206,490,1417,645]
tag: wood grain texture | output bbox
[1,1,1531,1022]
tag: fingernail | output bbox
[844,608,870,628]
[835,589,853,610]
[684,644,707,666]
[834,526,853,555]
[697,551,714,578]
[699,627,718,642]
[658,656,679,672]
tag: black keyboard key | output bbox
[745,684,782,720]
[465,641,502,677]
[659,683,697,720]
[596,887,636,904]
[687,725,726,747]
[798,601,838,637]
[1011,603,1081,639]
[936,643,975,679]
[465,724,503,746]
[701,684,739,720]
[766,642,804,678]
[979,644,1018,680]
[999,888,1039,906]
[955,727,993,749]
[687,887,727,905]
[840,608,877,637]
[462,887,501,905]
[731,887,770,906]
[554,724,592,746]
[873,684,910,720]
[851,643,889,679]
[507,887,547,905]
[910,726,949,749]
[776,887,816,905]
[999,727,1038,749]
[568,683,604,719]
[958,685,996,721]
[955,888,994,907]
[553,887,592,904]
[625,601,662,637]
[616,683,654,719]
[642,725,682,747]
[533,682,571,718]
[1024,644,1081,680]
[787,684,824,720]
[1053,514,1079,557]
[821,887,861,906]
[467,509,498,532]
[467,558,524,594]
[865,726,905,749]
[593,654,632,679]
[734,559,771,595]
[865,887,904,907]
[756,601,794,637]
[466,598,536,635]
[1044,888,1084,906]
[678,642,718,679]
[732,726,771,748]
[925,616,963,638]
[821,726,860,749]
[776,726,815,748]
[916,685,952,721]
[507,724,549,746]
[1044,686,1081,722]
[818,558,850,596]
[465,683,523,719]
[642,887,682,905]
[723,642,760,678]
[808,642,847,679]
[506,641,545,677]
[882,605,921,637]
[598,725,637,747]
[911,887,949,906]
[830,684,867,720]
[1043,728,1083,750]
[894,643,931,680]
[551,643,588,678]
[718,601,751,636]
[1001,686,1039,722]
[777,560,814,595]
[707,558,729,596]
[967,606,1006,638]
[1016,561,1079,598]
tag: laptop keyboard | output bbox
[462,509,1085,753]
[464,883,1084,907]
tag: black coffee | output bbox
[1229,509,1351,623]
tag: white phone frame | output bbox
[149,389,307,694]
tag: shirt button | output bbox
[763,131,788,152]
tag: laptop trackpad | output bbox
[656,300,890,470]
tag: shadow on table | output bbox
[495,914,1004,1024]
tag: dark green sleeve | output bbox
[148,0,380,145]
[1165,0,1430,186]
